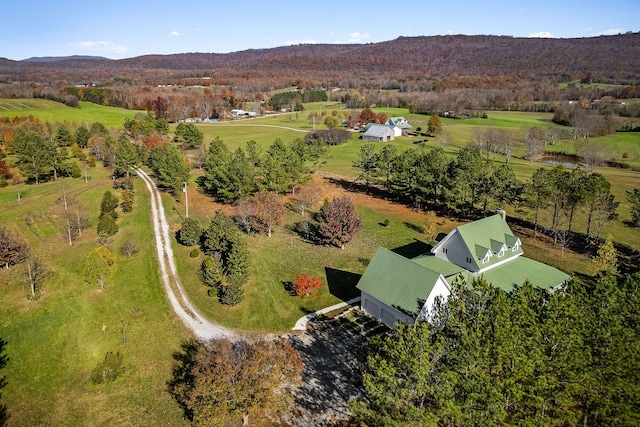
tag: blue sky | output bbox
[1,0,637,60]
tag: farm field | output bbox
[0,99,142,128]
[0,100,639,425]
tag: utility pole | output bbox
[183,182,189,218]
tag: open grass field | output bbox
[0,100,638,425]
[0,168,190,426]
[0,99,142,128]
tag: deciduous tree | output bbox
[427,114,443,136]
[0,226,29,268]
[524,126,544,166]
[168,337,303,426]
[84,247,115,291]
[250,190,286,237]
[318,196,363,249]
[293,274,322,297]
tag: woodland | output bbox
[0,33,639,426]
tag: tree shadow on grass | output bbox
[324,267,361,301]
[391,239,432,259]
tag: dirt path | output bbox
[136,167,236,341]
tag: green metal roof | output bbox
[456,214,523,267]
[472,256,571,292]
[357,248,443,316]
[413,254,467,280]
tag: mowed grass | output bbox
[0,169,190,426]
[0,99,141,128]
[165,184,436,333]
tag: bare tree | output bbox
[575,139,607,172]
[498,129,516,164]
[294,184,323,216]
[25,254,50,298]
[524,126,544,166]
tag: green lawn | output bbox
[0,170,190,426]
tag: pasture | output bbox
[0,99,141,128]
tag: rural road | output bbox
[136,167,236,341]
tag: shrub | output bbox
[293,274,322,297]
[90,351,125,384]
[120,240,139,257]
[189,248,200,258]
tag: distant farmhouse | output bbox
[361,116,413,141]
[357,214,571,328]
[362,124,396,141]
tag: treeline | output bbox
[353,145,619,242]
[352,273,640,426]
[268,90,328,110]
[197,137,310,203]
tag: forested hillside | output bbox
[1,33,639,88]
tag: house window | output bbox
[443,248,448,254]
[498,248,505,257]
[512,243,519,252]
[466,257,472,263]
[482,254,490,264]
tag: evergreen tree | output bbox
[626,188,640,227]
[174,122,204,148]
[148,143,190,199]
[177,218,202,246]
[11,130,57,184]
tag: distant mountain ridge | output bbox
[22,55,111,63]
[1,33,639,85]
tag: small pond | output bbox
[541,158,579,167]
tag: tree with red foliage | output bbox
[148,96,169,119]
[0,158,12,179]
[318,196,363,249]
[359,108,377,126]
[293,274,322,297]
[142,133,164,153]
[376,112,388,124]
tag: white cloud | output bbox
[528,31,554,38]
[283,39,317,45]
[70,41,128,54]
[593,28,625,36]
[348,32,370,43]
[169,31,184,37]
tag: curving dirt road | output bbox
[136,167,236,341]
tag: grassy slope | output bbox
[0,170,189,426]
[0,100,141,128]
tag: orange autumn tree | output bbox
[293,274,322,297]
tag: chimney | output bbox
[496,208,506,221]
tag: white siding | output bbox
[436,231,479,272]
[360,291,414,328]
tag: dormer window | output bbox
[482,254,491,264]
[498,247,506,257]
